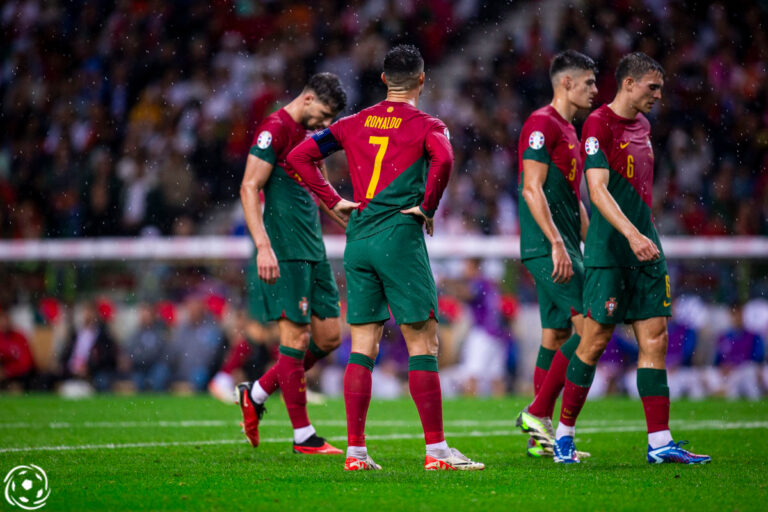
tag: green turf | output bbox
[0,394,766,511]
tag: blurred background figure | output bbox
[164,293,226,393]
[591,326,637,398]
[706,303,765,400]
[666,301,705,400]
[441,259,513,397]
[125,302,170,392]
[0,305,36,391]
[58,301,119,393]
[208,308,276,403]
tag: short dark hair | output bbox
[615,52,665,88]
[383,44,424,91]
[305,72,347,113]
[549,50,597,80]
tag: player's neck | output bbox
[283,96,304,124]
[549,95,577,122]
[607,94,639,119]
[385,90,419,107]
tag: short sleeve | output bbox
[249,118,285,165]
[582,116,612,171]
[521,115,559,165]
[328,115,353,147]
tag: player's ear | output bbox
[623,76,634,92]
[380,72,387,85]
[563,74,573,91]
[303,91,315,106]
[418,72,425,86]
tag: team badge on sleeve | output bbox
[585,136,600,155]
[256,131,273,149]
[528,131,545,150]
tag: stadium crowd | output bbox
[1,1,767,399]
[1,0,766,239]
[2,292,767,400]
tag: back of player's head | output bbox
[383,44,424,91]
[549,50,597,82]
[304,72,347,113]
[615,52,665,88]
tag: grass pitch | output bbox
[1,394,766,511]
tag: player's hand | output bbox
[551,241,574,284]
[628,232,660,262]
[400,206,434,236]
[256,244,280,284]
[332,199,360,223]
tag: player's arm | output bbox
[401,129,454,236]
[287,129,359,221]
[579,201,589,242]
[240,154,280,284]
[521,159,573,283]
[585,168,660,261]
[316,162,348,229]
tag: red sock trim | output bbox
[558,378,591,427]
[344,363,372,447]
[409,370,445,445]
[257,364,280,395]
[276,354,309,429]
[529,349,569,418]
[641,395,670,433]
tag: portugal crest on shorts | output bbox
[605,297,618,317]
[299,297,309,316]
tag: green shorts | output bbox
[523,254,585,330]
[583,260,672,325]
[344,223,438,325]
[247,258,340,325]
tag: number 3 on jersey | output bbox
[367,136,389,199]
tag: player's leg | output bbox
[633,316,707,463]
[304,259,342,371]
[344,322,384,470]
[629,262,709,464]
[377,225,482,470]
[342,236,389,470]
[520,257,585,455]
[399,319,484,471]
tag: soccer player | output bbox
[552,52,710,464]
[514,50,597,457]
[288,44,484,471]
[236,73,348,455]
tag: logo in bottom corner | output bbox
[4,465,51,510]
[299,297,309,316]
[605,297,618,317]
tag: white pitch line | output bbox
[1,421,767,454]
[0,419,672,430]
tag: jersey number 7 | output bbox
[367,136,389,199]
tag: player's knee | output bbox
[283,329,311,351]
[315,326,342,352]
[642,331,668,358]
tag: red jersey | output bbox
[582,104,662,267]
[287,100,454,240]
[517,105,583,260]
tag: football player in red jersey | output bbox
[515,50,597,458]
[236,73,348,455]
[288,45,484,472]
[552,53,710,465]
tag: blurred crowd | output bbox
[3,263,767,401]
[1,0,766,240]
